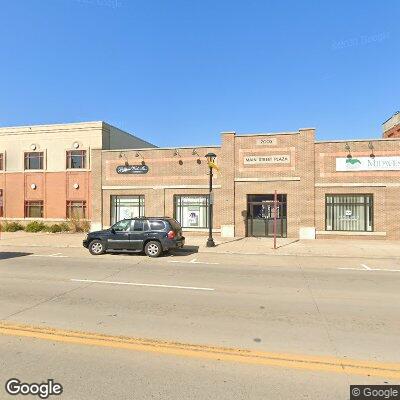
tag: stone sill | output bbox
[316,231,386,236]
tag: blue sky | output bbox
[0,0,398,147]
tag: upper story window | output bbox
[66,150,86,169]
[24,152,44,170]
[0,153,4,170]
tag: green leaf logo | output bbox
[346,158,361,165]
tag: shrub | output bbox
[3,222,24,232]
[59,222,71,232]
[68,217,90,233]
[80,219,91,233]
[25,221,46,232]
[43,224,63,233]
[49,224,63,233]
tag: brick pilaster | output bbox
[220,132,236,237]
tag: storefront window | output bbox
[326,195,373,232]
[111,195,144,225]
[174,195,209,228]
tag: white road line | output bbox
[339,265,400,272]
[168,258,219,265]
[29,253,68,258]
[361,264,372,270]
[70,279,215,291]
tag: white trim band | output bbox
[315,183,400,187]
[316,231,386,236]
[235,177,300,182]
[102,185,221,190]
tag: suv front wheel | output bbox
[89,240,105,255]
[144,241,162,257]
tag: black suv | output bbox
[83,217,185,257]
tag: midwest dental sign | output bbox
[244,154,290,165]
[336,156,400,171]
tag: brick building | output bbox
[92,127,400,240]
[383,112,400,138]
[0,121,154,223]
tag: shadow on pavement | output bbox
[210,237,247,247]
[275,239,300,249]
[106,246,199,257]
[0,252,33,260]
[169,246,199,256]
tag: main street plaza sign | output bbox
[116,164,149,174]
[244,155,290,165]
[336,156,400,171]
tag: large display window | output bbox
[325,194,373,232]
[174,195,209,228]
[111,195,145,225]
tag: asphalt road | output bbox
[0,245,399,399]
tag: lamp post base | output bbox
[206,238,216,247]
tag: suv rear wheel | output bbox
[89,240,105,255]
[145,241,162,257]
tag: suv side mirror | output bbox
[110,228,115,234]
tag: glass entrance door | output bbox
[247,194,287,237]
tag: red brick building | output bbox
[383,112,400,138]
[0,121,154,223]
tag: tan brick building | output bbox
[92,127,400,240]
[0,121,154,223]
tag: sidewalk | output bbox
[1,231,400,258]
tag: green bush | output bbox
[2,222,24,232]
[25,221,46,232]
[46,224,63,233]
[59,222,71,232]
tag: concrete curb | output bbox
[1,243,400,259]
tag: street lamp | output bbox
[205,152,217,247]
